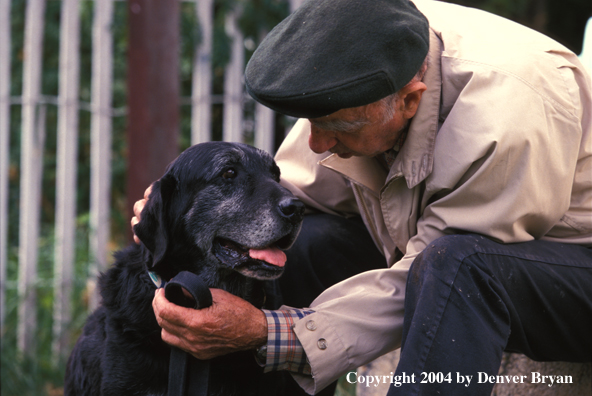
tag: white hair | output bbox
[375,57,429,122]
[309,57,428,132]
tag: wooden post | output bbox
[192,0,213,144]
[0,0,12,337]
[89,0,114,311]
[290,0,305,12]
[18,0,46,358]
[127,0,180,241]
[253,29,275,155]
[254,103,275,154]
[52,0,81,364]
[223,8,244,143]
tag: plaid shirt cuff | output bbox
[261,308,314,375]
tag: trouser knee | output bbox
[408,234,490,289]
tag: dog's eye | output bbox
[222,168,237,179]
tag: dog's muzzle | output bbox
[212,238,287,280]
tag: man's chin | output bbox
[336,152,354,159]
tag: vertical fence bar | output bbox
[89,0,114,311]
[254,28,275,154]
[17,0,47,357]
[0,0,12,337]
[223,8,244,143]
[290,0,305,12]
[52,0,81,364]
[192,0,213,144]
[254,103,274,154]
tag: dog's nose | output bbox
[278,198,305,222]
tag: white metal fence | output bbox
[0,0,302,364]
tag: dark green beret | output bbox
[245,0,429,118]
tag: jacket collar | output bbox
[320,155,387,196]
[319,28,443,192]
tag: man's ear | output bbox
[399,81,427,120]
[133,173,178,270]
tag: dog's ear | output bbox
[133,174,178,270]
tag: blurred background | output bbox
[1,0,590,394]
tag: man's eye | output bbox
[222,168,237,179]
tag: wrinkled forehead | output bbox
[309,105,373,133]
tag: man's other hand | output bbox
[153,288,268,360]
[131,185,152,244]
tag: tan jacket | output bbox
[274,0,592,393]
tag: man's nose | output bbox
[308,123,337,154]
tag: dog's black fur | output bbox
[64,142,304,396]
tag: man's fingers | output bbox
[154,289,218,359]
[153,287,268,359]
[161,328,184,349]
[133,198,146,219]
[153,288,180,326]
[161,326,222,360]
[131,217,140,244]
[144,184,153,199]
[131,199,144,244]
[131,185,152,244]
[153,288,199,328]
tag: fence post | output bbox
[254,103,275,154]
[0,0,12,338]
[127,0,180,239]
[18,0,47,358]
[192,0,213,144]
[253,31,275,155]
[290,0,305,12]
[223,8,244,143]
[89,0,114,311]
[52,0,81,364]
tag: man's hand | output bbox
[131,185,152,244]
[152,288,268,360]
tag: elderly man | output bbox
[136,0,592,394]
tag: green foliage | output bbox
[240,0,289,39]
[336,375,357,396]
[1,217,93,396]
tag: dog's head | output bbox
[134,142,304,285]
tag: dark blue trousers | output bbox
[388,234,592,396]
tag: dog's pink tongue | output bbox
[249,247,287,267]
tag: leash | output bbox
[158,271,212,396]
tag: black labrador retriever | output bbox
[65,142,304,396]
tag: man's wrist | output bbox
[252,309,269,349]
[239,307,268,354]
[259,308,314,374]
